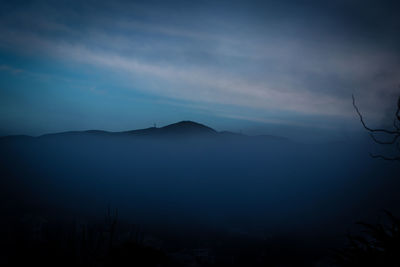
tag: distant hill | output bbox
[158,121,216,135]
[0,120,287,141]
[122,121,217,137]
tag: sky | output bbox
[0,0,399,140]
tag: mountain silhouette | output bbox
[160,121,216,134]
[0,120,287,141]
[120,120,216,137]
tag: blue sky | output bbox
[0,0,399,140]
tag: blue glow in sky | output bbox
[0,0,399,140]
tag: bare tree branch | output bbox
[352,94,398,134]
[353,93,400,161]
[393,117,399,130]
[370,153,400,161]
[369,133,400,145]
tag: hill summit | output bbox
[160,121,216,135]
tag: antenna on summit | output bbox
[153,123,156,128]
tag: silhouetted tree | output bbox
[352,94,400,160]
[335,95,400,266]
[105,206,118,250]
[333,210,400,266]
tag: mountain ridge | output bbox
[0,120,288,141]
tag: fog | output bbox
[2,129,399,241]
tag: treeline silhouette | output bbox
[2,208,176,267]
[1,207,340,266]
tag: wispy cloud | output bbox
[0,64,23,74]
[1,0,399,131]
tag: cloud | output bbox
[0,64,23,74]
[0,0,399,128]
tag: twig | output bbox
[352,94,398,134]
[369,153,400,161]
[369,133,400,145]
